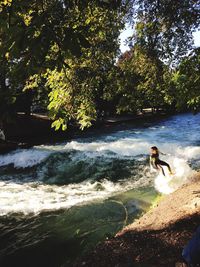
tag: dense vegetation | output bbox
[0,0,200,131]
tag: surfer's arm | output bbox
[159,150,166,155]
[160,151,171,156]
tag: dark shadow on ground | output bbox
[73,213,200,267]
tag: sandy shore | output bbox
[73,177,200,267]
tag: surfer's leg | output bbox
[158,160,172,174]
[156,164,165,176]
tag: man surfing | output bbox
[150,146,173,176]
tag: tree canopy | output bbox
[172,48,200,112]
[0,0,200,131]
[130,0,200,60]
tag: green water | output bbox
[0,187,158,267]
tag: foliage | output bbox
[116,46,170,113]
[40,3,125,130]
[115,0,200,115]
[130,0,200,61]
[117,45,200,114]
[0,0,200,132]
[0,0,127,129]
[172,48,200,111]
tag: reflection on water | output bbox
[0,113,200,266]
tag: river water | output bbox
[0,113,200,267]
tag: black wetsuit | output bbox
[150,153,171,176]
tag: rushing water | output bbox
[0,113,200,267]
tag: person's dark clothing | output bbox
[150,152,171,176]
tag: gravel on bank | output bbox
[73,179,200,267]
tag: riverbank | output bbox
[73,175,200,267]
[1,110,169,154]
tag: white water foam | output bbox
[154,157,195,194]
[0,148,51,168]
[64,139,151,156]
[76,142,198,196]
[2,151,194,215]
[0,119,200,214]
[1,136,200,168]
[0,176,150,216]
[0,139,149,169]
[177,146,200,160]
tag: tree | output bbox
[129,0,200,62]
[172,48,200,112]
[116,46,170,113]
[0,0,128,130]
[1,0,200,134]
[114,0,200,116]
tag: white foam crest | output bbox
[0,149,51,168]
[1,140,200,171]
[64,140,200,162]
[176,146,200,159]
[0,179,131,216]
[64,139,151,156]
[0,138,152,168]
[154,157,195,194]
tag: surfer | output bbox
[150,146,173,176]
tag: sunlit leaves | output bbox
[173,48,200,111]
[77,100,97,130]
[0,0,12,11]
[1,0,199,131]
[0,0,127,128]
[45,67,97,131]
[43,2,125,130]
